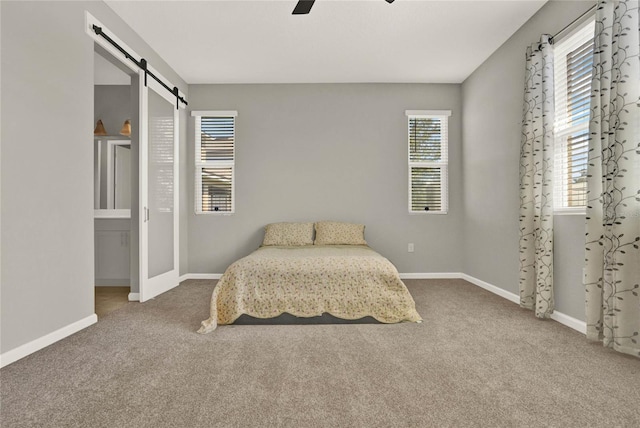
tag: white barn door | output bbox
[139,74,179,302]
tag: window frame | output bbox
[405,110,451,215]
[192,110,238,215]
[552,17,595,215]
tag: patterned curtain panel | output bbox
[585,0,640,357]
[519,35,555,319]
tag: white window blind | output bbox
[192,111,237,214]
[405,110,451,214]
[553,19,595,213]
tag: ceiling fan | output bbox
[293,0,396,15]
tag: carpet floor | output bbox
[1,279,639,428]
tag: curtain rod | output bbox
[550,4,597,44]
[92,24,188,109]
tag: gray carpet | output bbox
[1,279,639,428]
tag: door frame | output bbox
[85,12,183,302]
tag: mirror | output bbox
[94,138,131,218]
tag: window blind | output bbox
[565,40,593,126]
[553,19,595,211]
[200,117,234,161]
[201,167,233,212]
[192,111,237,214]
[406,111,450,213]
[410,167,443,212]
[409,118,443,162]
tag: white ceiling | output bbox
[105,0,547,84]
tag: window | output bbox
[553,18,595,213]
[192,111,237,214]
[405,110,451,214]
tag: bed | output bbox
[197,222,422,333]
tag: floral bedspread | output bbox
[197,245,422,333]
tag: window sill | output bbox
[409,211,448,215]
[195,211,234,216]
[554,208,586,216]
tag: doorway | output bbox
[93,45,136,316]
[87,12,182,313]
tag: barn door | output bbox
[138,74,179,302]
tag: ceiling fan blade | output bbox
[292,0,393,16]
[292,0,315,15]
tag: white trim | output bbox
[461,273,587,334]
[195,210,235,216]
[106,140,131,209]
[94,209,131,219]
[85,13,137,73]
[179,273,223,281]
[95,139,102,209]
[461,273,520,304]
[128,292,140,302]
[85,12,186,106]
[139,70,149,300]
[191,110,238,117]
[407,113,449,214]
[408,211,448,216]
[552,17,595,211]
[405,110,452,117]
[0,314,97,368]
[550,311,587,334]
[400,272,461,279]
[553,208,586,216]
[145,75,180,105]
[194,114,236,215]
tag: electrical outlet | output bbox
[408,243,414,253]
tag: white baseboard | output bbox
[550,311,587,334]
[128,292,140,302]
[460,273,586,335]
[400,272,462,279]
[0,314,98,368]
[460,273,520,304]
[179,273,223,282]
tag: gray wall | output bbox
[0,0,188,354]
[461,0,594,320]
[187,84,462,274]
[94,84,131,140]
